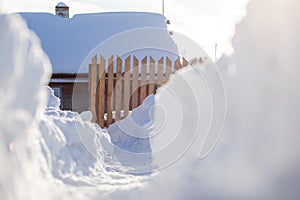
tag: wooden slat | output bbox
[123,56,131,117]
[97,55,106,128]
[191,57,197,66]
[148,57,156,95]
[89,64,92,108]
[89,55,97,123]
[182,57,189,67]
[106,56,114,127]
[157,57,164,87]
[96,63,100,122]
[140,56,147,103]
[132,56,139,109]
[174,57,181,72]
[115,56,123,121]
[165,57,172,83]
[199,57,205,65]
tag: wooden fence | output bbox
[89,55,191,128]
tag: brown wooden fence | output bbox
[89,55,191,128]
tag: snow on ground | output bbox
[1,0,300,199]
[41,87,150,191]
[0,13,149,200]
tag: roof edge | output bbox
[18,11,166,20]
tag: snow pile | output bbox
[41,89,154,194]
[0,13,148,200]
[124,0,300,199]
[0,13,56,200]
[46,86,60,109]
[108,95,154,174]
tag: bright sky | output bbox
[0,0,249,59]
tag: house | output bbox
[19,2,178,112]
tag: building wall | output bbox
[49,77,156,115]
[49,82,89,112]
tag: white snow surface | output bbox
[56,2,68,7]
[19,12,177,73]
[2,0,300,199]
[0,13,150,200]
[133,0,300,199]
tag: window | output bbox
[52,87,62,99]
[52,87,62,109]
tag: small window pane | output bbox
[52,87,62,99]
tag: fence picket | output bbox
[166,57,172,83]
[132,56,139,109]
[140,56,147,103]
[157,57,164,87]
[106,56,114,126]
[97,55,106,128]
[149,57,156,95]
[89,55,97,123]
[182,57,189,67]
[174,57,181,72]
[115,56,122,121]
[123,56,131,118]
[191,58,197,66]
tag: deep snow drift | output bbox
[0,13,149,200]
[1,0,300,199]
[130,0,300,199]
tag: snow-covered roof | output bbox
[56,2,68,7]
[19,12,177,74]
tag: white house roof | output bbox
[19,12,178,74]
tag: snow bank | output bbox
[123,0,300,199]
[0,13,148,200]
[0,13,56,200]
[108,95,154,174]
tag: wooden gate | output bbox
[88,55,189,128]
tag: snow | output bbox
[46,86,60,109]
[2,0,300,199]
[56,2,68,7]
[19,12,177,74]
[0,13,148,199]
[0,13,54,200]
[131,0,300,199]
